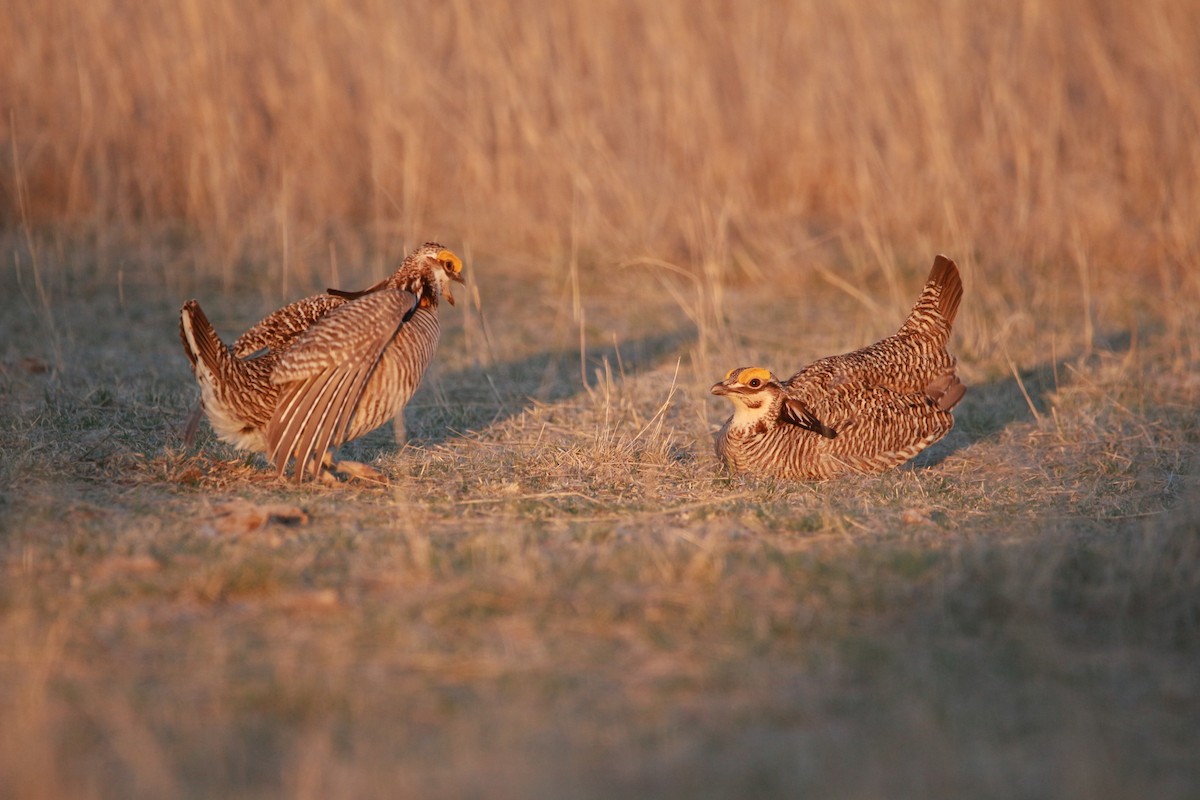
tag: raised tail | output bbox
[899,254,963,341]
[179,299,230,376]
[924,254,963,327]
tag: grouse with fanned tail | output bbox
[712,255,965,480]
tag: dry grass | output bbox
[3,0,1200,798]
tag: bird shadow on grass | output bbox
[915,330,1132,468]
[361,325,698,451]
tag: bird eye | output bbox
[748,378,761,388]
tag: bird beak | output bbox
[446,271,464,305]
[711,381,731,396]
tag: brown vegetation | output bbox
[2,0,1199,797]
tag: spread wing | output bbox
[232,294,347,357]
[266,288,418,481]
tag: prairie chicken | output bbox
[712,255,965,480]
[180,242,464,482]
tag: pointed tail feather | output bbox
[179,300,230,376]
[925,255,963,327]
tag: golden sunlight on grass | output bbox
[6,0,1199,282]
[2,0,1200,798]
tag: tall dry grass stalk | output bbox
[5,5,1200,798]
[4,0,1198,297]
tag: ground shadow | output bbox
[396,325,697,447]
[917,330,1132,468]
[175,320,697,465]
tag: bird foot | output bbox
[329,459,389,485]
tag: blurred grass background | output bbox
[3,1,1200,798]
[5,0,1198,287]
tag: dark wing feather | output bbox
[326,275,392,301]
[780,398,838,439]
[266,288,418,481]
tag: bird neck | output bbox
[728,392,781,433]
[390,268,440,308]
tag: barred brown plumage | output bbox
[179,242,464,482]
[712,255,965,480]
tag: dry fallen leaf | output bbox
[208,499,310,536]
[92,554,161,580]
[274,588,341,614]
[173,466,204,485]
[65,503,112,523]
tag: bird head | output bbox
[423,243,465,305]
[395,242,465,305]
[711,366,784,424]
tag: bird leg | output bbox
[181,402,204,445]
